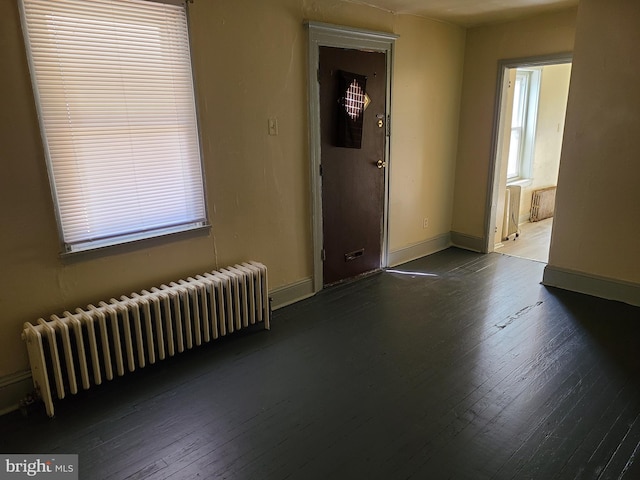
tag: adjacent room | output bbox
[495,61,572,263]
[0,0,639,478]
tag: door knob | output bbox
[376,159,387,169]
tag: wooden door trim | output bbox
[306,21,397,293]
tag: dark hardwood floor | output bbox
[1,248,639,479]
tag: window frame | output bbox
[507,67,541,183]
[19,0,209,255]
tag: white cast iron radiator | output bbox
[22,262,269,417]
[502,185,522,241]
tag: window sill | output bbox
[59,223,211,263]
[507,178,533,188]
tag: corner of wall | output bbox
[387,234,451,267]
[270,278,315,310]
[0,371,32,417]
[450,231,485,253]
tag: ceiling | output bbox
[344,0,579,26]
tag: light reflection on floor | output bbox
[385,269,439,277]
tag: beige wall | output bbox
[520,63,572,220]
[389,15,465,251]
[452,8,577,242]
[0,0,465,398]
[549,0,640,283]
[0,0,311,380]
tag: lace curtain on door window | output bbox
[336,70,367,148]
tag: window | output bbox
[20,0,207,253]
[507,68,541,182]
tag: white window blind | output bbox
[20,0,207,253]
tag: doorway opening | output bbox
[486,54,572,263]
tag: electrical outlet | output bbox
[423,217,429,229]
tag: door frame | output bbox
[483,52,573,254]
[306,21,397,293]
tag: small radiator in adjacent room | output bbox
[22,262,269,417]
[502,185,522,241]
[530,186,557,222]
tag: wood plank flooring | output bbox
[1,248,639,479]
[497,218,553,263]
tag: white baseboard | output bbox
[270,277,315,310]
[0,371,32,416]
[450,231,485,253]
[387,234,451,267]
[543,265,640,307]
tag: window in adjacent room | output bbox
[507,68,541,182]
[20,0,207,253]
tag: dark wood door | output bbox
[319,47,386,286]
